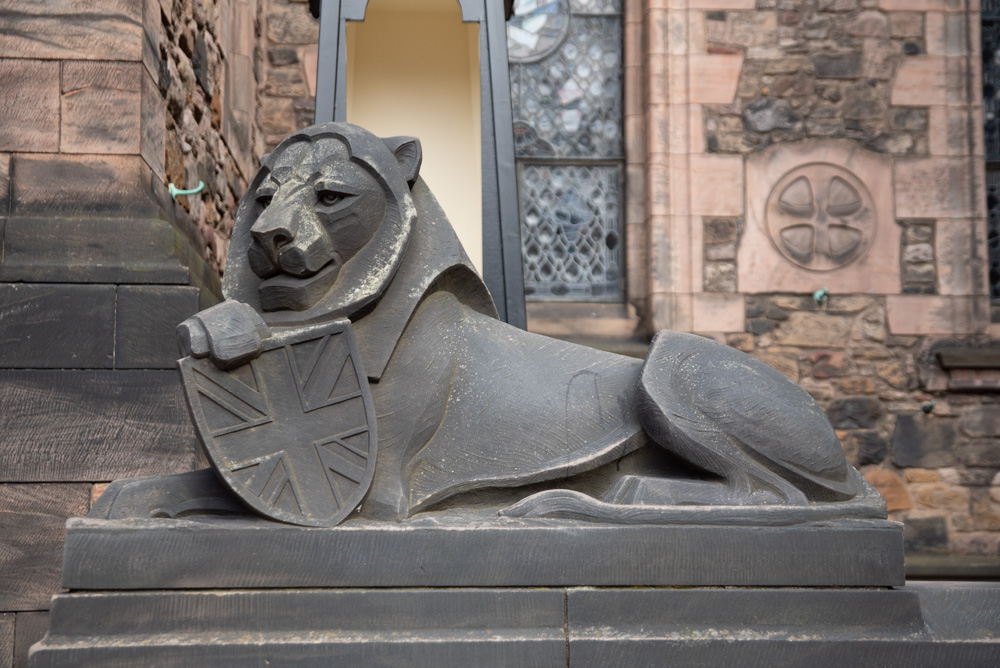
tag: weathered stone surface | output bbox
[811,351,851,378]
[0,284,115,369]
[0,60,60,152]
[61,61,143,154]
[0,614,11,668]
[843,82,886,119]
[0,218,189,284]
[813,53,861,78]
[0,370,198,481]
[0,484,90,610]
[10,154,160,218]
[903,515,949,553]
[268,3,319,44]
[852,430,889,465]
[704,261,737,292]
[961,407,1000,438]
[846,11,888,37]
[912,483,970,511]
[13,611,48,668]
[742,97,800,132]
[0,153,9,216]
[115,286,201,369]
[0,0,143,61]
[960,441,1000,468]
[864,469,912,511]
[778,312,853,348]
[892,414,958,468]
[827,397,883,429]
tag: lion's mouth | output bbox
[257,259,343,312]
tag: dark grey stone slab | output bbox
[29,584,1000,666]
[115,285,199,369]
[31,589,566,668]
[61,516,904,589]
[13,613,47,668]
[0,484,90,611]
[0,614,12,668]
[0,370,197,481]
[568,583,1000,667]
[9,155,161,218]
[0,218,188,284]
[0,284,115,369]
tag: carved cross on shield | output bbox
[180,320,377,527]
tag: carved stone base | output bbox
[59,515,903,589]
[31,584,1000,666]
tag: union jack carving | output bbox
[180,320,376,527]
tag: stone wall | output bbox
[258,0,319,151]
[159,0,267,274]
[0,1,264,663]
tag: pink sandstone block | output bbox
[0,60,60,153]
[891,57,947,107]
[689,0,756,8]
[692,293,744,333]
[61,62,143,155]
[740,139,900,294]
[935,219,989,296]
[690,154,744,216]
[886,295,989,335]
[895,157,977,219]
[689,54,744,105]
[0,0,143,61]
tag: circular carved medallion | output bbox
[765,163,876,272]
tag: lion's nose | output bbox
[251,220,294,258]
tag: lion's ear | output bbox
[382,136,422,188]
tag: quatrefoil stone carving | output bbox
[764,163,876,272]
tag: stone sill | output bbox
[526,302,643,341]
[935,345,1000,391]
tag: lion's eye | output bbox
[318,190,345,207]
[257,194,273,209]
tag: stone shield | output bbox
[180,320,376,527]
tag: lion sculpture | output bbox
[96,123,884,527]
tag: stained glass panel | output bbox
[520,165,622,299]
[509,4,624,301]
[984,15,1000,298]
[509,15,622,159]
[569,0,622,14]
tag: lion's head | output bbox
[222,123,422,320]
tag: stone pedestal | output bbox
[27,514,1000,665]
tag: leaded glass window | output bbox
[983,4,1000,299]
[508,0,624,300]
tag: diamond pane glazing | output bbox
[520,165,622,300]
[569,0,622,13]
[509,14,623,159]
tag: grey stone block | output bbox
[892,414,958,468]
[0,284,115,369]
[0,370,197,481]
[13,613,47,668]
[813,53,862,78]
[60,516,905,590]
[827,396,883,429]
[0,218,189,284]
[0,485,90,611]
[568,584,1000,667]
[31,589,566,668]
[29,584,1000,666]
[115,285,200,369]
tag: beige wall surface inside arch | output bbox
[346,0,483,272]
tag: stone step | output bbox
[0,217,188,284]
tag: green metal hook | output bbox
[169,180,205,200]
[813,287,829,305]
